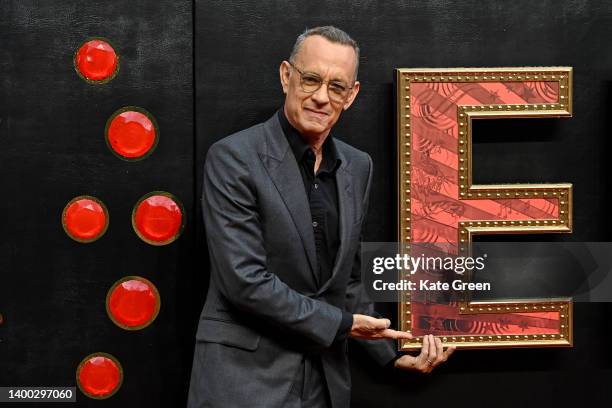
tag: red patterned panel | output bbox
[410,81,560,244]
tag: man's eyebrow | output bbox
[330,77,349,83]
[302,67,349,83]
[324,73,350,83]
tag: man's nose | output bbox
[310,83,330,104]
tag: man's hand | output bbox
[394,334,456,374]
[349,314,413,340]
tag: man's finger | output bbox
[434,337,443,362]
[421,334,429,358]
[443,345,457,360]
[428,334,437,362]
[379,329,413,339]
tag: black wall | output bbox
[1,0,611,406]
[197,1,612,407]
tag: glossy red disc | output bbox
[107,276,160,330]
[132,192,184,245]
[62,196,108,243]
[74,39,119,82]
[77,353,122,399]
[106,108,158,160]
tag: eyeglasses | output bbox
[288,61,354,103]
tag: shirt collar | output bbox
[277,108,341,174]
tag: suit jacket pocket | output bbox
[196,318,261,351]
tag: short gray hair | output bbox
[289,26,360,81]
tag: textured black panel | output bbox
[0,0,194,406]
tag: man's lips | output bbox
[304,107,330,118]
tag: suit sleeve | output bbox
[202,141,343,348]
[344,153,399,366]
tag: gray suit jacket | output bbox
[188,113,396,408]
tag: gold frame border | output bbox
[76,352,124,400]
[396,67,574,350]
[105,275,161,331]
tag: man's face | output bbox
[280,35,360,140]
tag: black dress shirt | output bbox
[278,109,353,340]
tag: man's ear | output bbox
[279,60,291,94]
[343,80,360,111]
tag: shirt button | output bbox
[312,221,318,228]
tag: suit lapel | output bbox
[258,115,319,285]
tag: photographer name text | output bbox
[372,279,491,291]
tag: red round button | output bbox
[62,196,109,243]
[106,108,158,160]
[74,38,119,83]
[132,192,184,245]
[107,276,160,330]
[76,353,123,399]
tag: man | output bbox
[188,26,455,408]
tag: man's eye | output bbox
[329,83,347,93]
[302,75,322,86]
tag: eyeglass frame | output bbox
[287,61,356,102]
